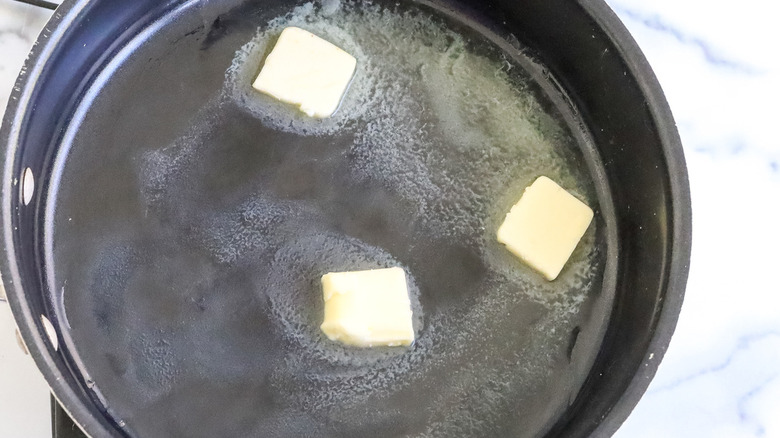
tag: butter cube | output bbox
[252,27,357,118]
[497,176,594,281]
[320,267,415,347]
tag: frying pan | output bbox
[1,0,691,436]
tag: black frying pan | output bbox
[1,0,691,437]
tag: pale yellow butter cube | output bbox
[320,267,415,347]
[252,27,357,118]
[497,176,594,281]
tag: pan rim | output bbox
[0,1,186,437]
[575,0,691,436]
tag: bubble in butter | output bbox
[320,267,415,347]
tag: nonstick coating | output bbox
[43,1,614,436]
[0,0,691,437]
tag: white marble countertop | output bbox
[1,0,779,437]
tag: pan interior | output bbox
[45,0,615,436]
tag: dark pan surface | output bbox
[0,0,640,436]
[0,0,691,437]
[42,1,616,437]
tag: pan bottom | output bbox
[45,1,614,436]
